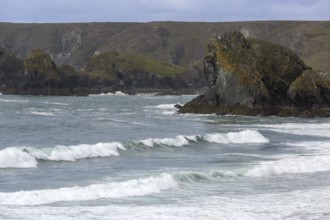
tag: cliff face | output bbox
[179,31,330,117]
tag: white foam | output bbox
[25,142,126,161]
[138,135,194,147]
[258,122,330,138]
[0,173,178,205]
[246,155,330,177]
[0,142,126,168]
[0,130,268,169]
[145,103,177,115]
[29,111,56,116]
[286,141,330,153]
[42,102,69,106]
[204,130,269,144]
[154,104,176,109]
[136,130,268,148]
[0,148,38,168]
[0,99,29,103]
[2,186,330,219]
[114,91,128,96]
[161,111,175,115]
[89,91,128,97]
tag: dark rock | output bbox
[174,104,183,109]
[179,31,330,117]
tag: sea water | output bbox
[0,94,330,219]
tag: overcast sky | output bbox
[0,0,329,23]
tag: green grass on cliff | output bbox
[85,51,186,77]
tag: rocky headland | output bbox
[179,31,330,117]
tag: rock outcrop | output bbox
[179,31,330,117]
[0,49,91,95]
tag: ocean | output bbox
[0,93,330,220]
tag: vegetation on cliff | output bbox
[85,51,186,77]
[179,31,330,117]
[83,51,190,92]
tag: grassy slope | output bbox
[84,51,186,80]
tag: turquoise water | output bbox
[0,93,330,219]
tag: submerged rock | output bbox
[179,31,330,117]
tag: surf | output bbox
[0,173,178,205]
[0,130,268,168]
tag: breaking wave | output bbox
[0,173,178,205]
[0,130,267,168]
[136,135,198,147]
[136,130,268,147]
[2,151,330,205]
[174,153,330,183]
[246,155,330,177]
[0,142,125,168]
[203,130,268,144]
[0,148,38,168]
[25,142,126,161]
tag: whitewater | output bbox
[0,94,330,220]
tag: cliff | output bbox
[179,31,330,117]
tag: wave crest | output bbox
[25,142,126,161]
[204,130,269,144]
[0,130,267,168]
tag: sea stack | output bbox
[179,31,330,117]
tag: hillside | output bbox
[0,21,329,76]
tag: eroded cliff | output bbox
[179,31,330,117]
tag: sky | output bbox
[0,0,329,23]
